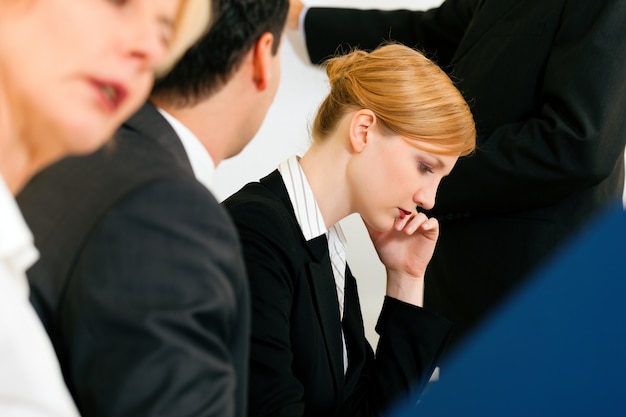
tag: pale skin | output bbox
[0,0,183,194]
[299,109,458,307]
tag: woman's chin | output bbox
[367,218,395,233]
[60,118,118,155]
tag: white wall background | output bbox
[213,0,626,345]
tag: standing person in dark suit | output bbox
[223,44,476,417]
[287,0,626,351]
[0,0,208,415]
[17,1,288,416]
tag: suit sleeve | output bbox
[303,1,480,66]
[434,1,626,215]
[338,294,452,416]
[59,178,248,417]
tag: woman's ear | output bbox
[349,109,376,153]
[252,32,275,91]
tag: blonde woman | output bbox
[0,0,208,415]
[223,43,476,417]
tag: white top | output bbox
[278,156,349,374]
[158,108,216,194]
[0,176,80,417]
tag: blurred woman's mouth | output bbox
[91,78,127,112]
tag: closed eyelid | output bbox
[159,17,176,44]
[159,16,175,32]
[419,162,434,173]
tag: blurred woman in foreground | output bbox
[0,0,209,414]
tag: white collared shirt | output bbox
[0,176,79,416]
[278,156,349,374]
[158,108,216,194]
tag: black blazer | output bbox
[222,170,452,417]
[303,0,626,349]
[17,103,249,417]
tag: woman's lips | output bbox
[399,208,413,219]
[92,79,127,112]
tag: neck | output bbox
[299,134,353,229]
[154,77,253,168]
[0,94,32,194]
[0,148,32,195]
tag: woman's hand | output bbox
[366,212,440,306]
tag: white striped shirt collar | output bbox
[278,155,327,241]
[278,155,349,373]
[277,156,348,244]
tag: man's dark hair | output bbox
[151,0,288,107]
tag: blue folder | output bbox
[390,203,626,417]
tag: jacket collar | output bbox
[260,169,346,387]
[123,102,194,178]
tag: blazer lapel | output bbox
[306,235,345,388]
[260,171,345,390]
[123,102,195,177]
[341,265,367,388]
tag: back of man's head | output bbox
[151,0,288,107]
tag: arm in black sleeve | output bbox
[304,0,481,66]
[338,296,452,416]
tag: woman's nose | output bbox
[123,8,171,70]
[413,184,438,211]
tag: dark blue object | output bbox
[390,202,626,417]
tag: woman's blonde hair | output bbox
[155,0,211,76]
[313,43,476,156]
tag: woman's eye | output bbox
[419,162,434,174]
[158,17,176,49]
[159,27,174,49]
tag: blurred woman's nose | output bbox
[124,8,170,70]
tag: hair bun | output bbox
[325,49,368,85]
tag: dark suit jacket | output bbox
[303,0,626,349]
[17,103,249,417]
[222,170,452,417]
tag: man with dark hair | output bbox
[152,0,287,105]
[16,1,288,416]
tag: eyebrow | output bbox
[424,155,444,170]
[431,157,445,168]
